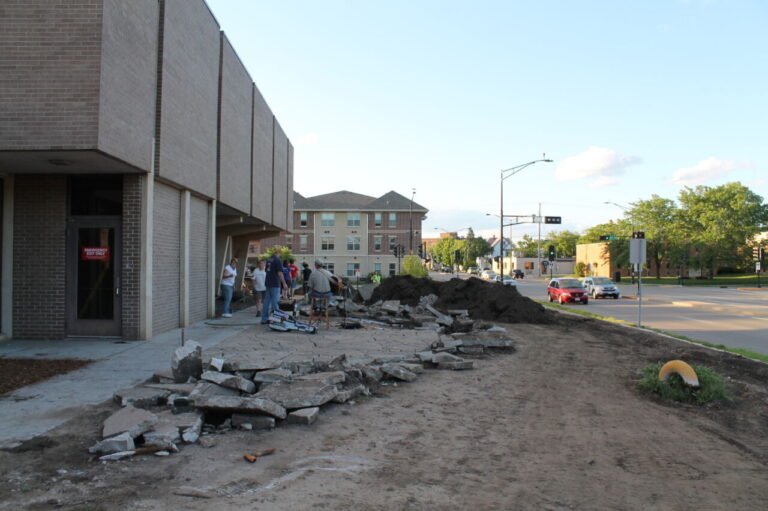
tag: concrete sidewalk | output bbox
[0,310,263,448]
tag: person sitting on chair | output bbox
[308,259,333,299]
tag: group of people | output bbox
[218,255,336,323]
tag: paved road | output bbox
[431,271,768,355]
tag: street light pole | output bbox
[499,157,553,283]
[409,188,416,253]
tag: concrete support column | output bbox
[139,174,154,339]
[0,175,13,341]
[179,190,191,326]
[208,199,217,318]
[232,234,251,291]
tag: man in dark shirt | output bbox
[261,252,287,324]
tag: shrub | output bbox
[400,255,429,278]
[574,261,587,277]
[638,362,729,404]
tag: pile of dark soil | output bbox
[0,358,92,395]
[367,276,552,324]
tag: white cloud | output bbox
[670,157,752,185]
[555,147,641,186]
[294,132,319,145]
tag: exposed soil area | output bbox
[1,314,766,510]
[368,275,553,324]
[0,359,92,396]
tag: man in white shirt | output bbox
[252,259,267,315]
[220,257,237,318]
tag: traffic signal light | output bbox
[544,216,562,224]
[632,231,645,239]
[548,245,556,261]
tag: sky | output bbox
[206,0,768,241]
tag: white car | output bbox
[480,270,497,280]
[496,276,517,286]
[581,277,620,299]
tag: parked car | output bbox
[547,278,589,304]
[512,269,525,280]
[481,270,497,280]
[582,276,620,299]
[495,276,517,286]
[467,266,479,275]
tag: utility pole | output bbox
[537,202,542,275]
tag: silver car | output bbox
[581,277,620,299]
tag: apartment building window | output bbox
[374,235,382,251]
[347,213,361,227]
[321,213,335,226]
[347,236,361,251]
[299,235,308,251]
[388,236,397,251]
[346,262,360,277]
[374,263,381,274]
[322,263,335,273]
[299,212,308,227]
[374,213,382,227]
[389,263,396,276]
[285,234,293,250]
[321,236,335,250]
[388,212,397,228]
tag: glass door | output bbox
[67,218,121,337]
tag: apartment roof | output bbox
[293,190,428,212]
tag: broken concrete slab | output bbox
[425,305,454,327]
[152,368,176,384]
[458,345,485,355]
[200,370,256,394]
[326,354,348,372]
[381,300,402,314]
[99,450,135,462]
[446,309,470,317]
[360,365,383,384]
[295,371,345,386]
[231,414,276,431]
[102,405,159,439]
[397,362,424,374]
[193,395,287,419]
[381,363,417,382]
[189,382,240,402]
[142,383,197,395]
[234,370,256,380]
[222,354,285,372]
[419,294,438,307]
[255,380,339,409]
[171,341,203,383]
[431,352,465,364]
[287,407,319,425]
[209,357,225,372]
[88,432,135,455]
[333,384,368,403]
[253,368,293,384]
[415,351,436,363]
[144,422,181,446]
[113,387,171,408]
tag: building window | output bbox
[346,262,360,277]
[321,213,335,226]
[374,263,381,274]
[389,263,396,276]
[299,212,308,227]
[374,213,382,227]
[347,236,361,251]
[388,213,397,228]
[388,236,397,251]
[285,234,293,250]
[347,213,361,227]
[299,235,308,250]
[321,236,335,251]
[322,263,335,273]
[374,236,382,251]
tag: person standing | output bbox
[288,259,300,298]
[261,252,287,324]
[252,259,267,316]
[220,257,238,318]
[301,262,312,295]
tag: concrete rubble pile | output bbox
[90,299,517,462]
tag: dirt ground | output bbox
[0,359,92,396]
[1,314,767,510]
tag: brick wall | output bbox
[13,176,67,339]
[152,181,180,333]
[121,174,143,339]
[189,196,209,322]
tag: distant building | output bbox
[256,191,428,277]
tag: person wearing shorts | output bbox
[252,259,267,315]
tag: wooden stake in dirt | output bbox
[243,448,276,463]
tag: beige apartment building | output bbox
[257,191,428,278]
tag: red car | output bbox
[547,278,589,305]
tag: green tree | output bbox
[516,234,544,258]
[548,230,580,258]
[262,245,293,261]
[677,183,768,276]
[463,228,492,265]
[628,196,680,278]
[400,255,428,278]
[578,220,632,271]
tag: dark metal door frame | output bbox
[66,216,122,337]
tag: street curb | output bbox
[619,295,768,319]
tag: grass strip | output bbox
[537,300,768,364]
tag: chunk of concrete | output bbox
[419,294,438,307]
[458,345,485,355]
[189,381,240,402]
[255,380,339,409]
[295,371,345,386]
[432,352,464,364]
[446,309,470,317]
[398,363,424,374]
[209,357,225,372]
[171,341,202,383]
[113,387,171,408]
[332,384,368,403]
[142,383,197,395]
[287,407,319,425]
[381,300,402,314]
[222,355,284,372]
[201,370,256,394]
[231,414,276,430]
[180,414,203,444]
[253,368,293,384]
[89,432,135,455]
[99,450,136,461]
[144,422,181,446]
[360,365,383,383]
[193,395,287,419]
[152,368,176,384]
[381,363,417,382]
[425,305,454,327]
[102,405,159,439]
[326,354,348,372]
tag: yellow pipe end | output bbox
[658,360,700,388]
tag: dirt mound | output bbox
[367,276,551,324]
